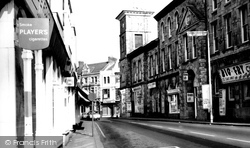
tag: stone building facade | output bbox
[116,10,156,117]
[154,0,208,120]
[117,0,250,123]
[208,0,250,122]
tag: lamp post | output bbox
[187,30,213,123]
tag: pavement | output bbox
[64,120,104,148]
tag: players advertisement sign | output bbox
[18,18,50,50]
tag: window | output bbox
[84,77,87,84]
[161,48,165,72]
[121,66,125,82]
[183,35,189,61]
[104,77,106,84]
[135,34,143,49]
[95,76,97,84]
[103,89,110,99]
[168,45,172,69]
[91,77,94,83]
[107,76,110,83]
[212,0,217,11]
[168,17,172,38]
[192,36,197,58]
[161,23,165,41]
[150,55,153,76]
[175,41,179,66]
[155,52,158,74]
[138,60,142,80]
[212,21,218,53]
[243,82,250,101]
[133,62,137,82]
[240,5,249,43]
[121,36,126,58]
[175,12,179,30]
[225,13,232,48]
[225,0,231,4]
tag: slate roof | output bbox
[88,62,108,73]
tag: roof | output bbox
[88,62,108,73]
[154,0,185,21]
[127,38,159,59]
[116,10,154,20]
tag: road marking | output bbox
[150,125,163,128]
[131,122,148,126]
[227,138,250,143]
[167,128,183,132]
[95,122,106,138]
[190,131,215,137]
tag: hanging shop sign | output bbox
[18,18,50,50]
[64,77,74,87]
[218,61,250,84]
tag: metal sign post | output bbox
[89,93,96,137]
[187,30,213,123]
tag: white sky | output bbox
[71,0,172,64]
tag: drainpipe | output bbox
[21,49,33,138]
[35,50,44,135]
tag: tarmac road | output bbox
[96,118,250,148]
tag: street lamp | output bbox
[187,30,213,123]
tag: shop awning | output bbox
[78,92,90,102]
[77,86,90,102]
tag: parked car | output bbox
[82,112,88,119]
[87,111,101,120]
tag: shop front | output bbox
[166,76,180,119]
[217,61,250,122]
[132,85,144,116]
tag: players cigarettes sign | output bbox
[18,18,49,50]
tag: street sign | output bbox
[18,18,50,50]
[187,31,207,37]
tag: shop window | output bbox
[103,89,110,99]
[243,82,250,101]
[228,84,240,101]
[169,94,180,114]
